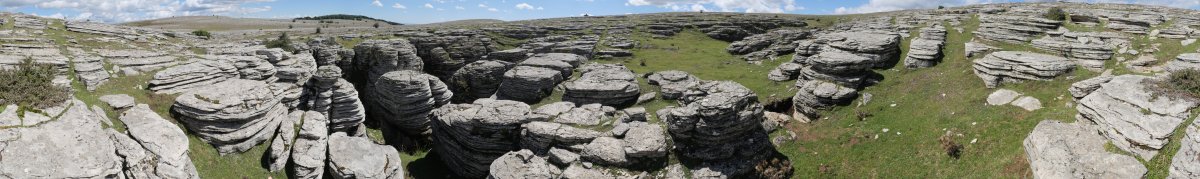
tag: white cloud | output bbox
[478,4,488,8]
[424,3,434,8]
[372,0,382,7]
[0,0,275,22]
[516,3,535,10]
[455,6,465,10]
[487,7,499,12]
[625,0,803,13]
[392,3,407,9]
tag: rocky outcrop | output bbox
[1171,121,1200,178]
[100,94,135,109]
[975,15,1061,43]
[173,79,287,154]
[904,24,947,68]
[450,60,514,103]
[792,80,858,118]
[497,66,564,103]
[1106,13,1165,34]
[647,70,701,100]
[431,99,535,178]
[1068,70,1114,99]
[796,31,901,87]
[1030,31,1125,70]
[117,104,200,178]
[97,49,180,75]
[767,62,803,82]
[267,111,301,172]
[73,56,109,91]
[489,149,562,179]
[149,59,237,94]
[1076,75,1198,159]
[1024,120,1146,178]
[726,29,810,61]
[348,39,425,99]
[291,111,329,179]
[562,64,640,108]
[406,30,496,80]
[972,51,1075,88]
[966,41,998,58]
[657,81,786,178]
[302,66,367,134]
[1166,53,1200,72]
[0,100,123,178]
[327,132,406,179]
[372,70,452,136]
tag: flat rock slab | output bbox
[1011,96,1043,111]
[986,89,1021,105]
[1024,120,1146,178]
[99,94,135,109]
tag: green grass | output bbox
[776,17,1096,178]
[1144,111,1200,178]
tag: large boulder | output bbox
[372,70,452,136]
[904,24,947,68]
[497,66,564,103]
[348,39,425,101]
[647,70,701,100]
[450,60,515,103]
[1024,120,1146,178]
[327,132,406,179]
[972,51,1075,88]
[431,99,535,178]
[303,66,367,134]
[792,80,858,118]
[975,15,1061,43]
[291,111,329,179]
[149,59,237,94]
[0,100,123,178]
[173,79,287,154]
[657,81,786,178]
[1076,75,1198,159]
[117,104,200,178]
[562,64,641,108]
[488,149,562,179]
[407,32,496,80]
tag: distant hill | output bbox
[295,14,402,25]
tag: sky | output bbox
[0,0,1198,24]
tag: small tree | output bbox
[1043,7,1066,21]
[373,22,380,28]
[288,24,293,29]
[315,27,322,34]
[264,32,295,52]
[0,58,69,108]
[938,5,945,9]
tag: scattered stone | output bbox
[1011,96,1043,111]
[986,89,1021,105]
[327,132,406,179]
[99,94,135,109]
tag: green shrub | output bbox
[191,30,212,38]
[1043,7,1066,21]
[264,32,295,52]
[1163,69,1200,98]
[0,59,69,108]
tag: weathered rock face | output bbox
[301,66,367,134]
[1076,75,1199,159]
[97,49,181,75]
[1024,120,1146,178]
[975,15,1061,44]
[372,70,452,136]
[792,80,858,118]
[972,51,1075,88]
[497,66,564,104]
[1030,31,1125,71]
[657,81,785,178]
[1068,70,1114,99]
[149,59,237,94]
[645,23,682,38]
[489,149,563,179]
[327,132,406,179]
[727,29,810,61]
[562,64,641,108]
[309,38,354,66]
[904,24,947,68]
[407,32,496,80]
[0,100,123,178]
[118,104,201,179]
[450,60,515,103]
[792,31,901,88]
[1106,13,1165,34]
[268,111,301,172]
[767,62,804,82]
[173,79,287,154]
[1158,24,1195,39]
[73,56,109,91]
[1171,121,1200,178]
[431,99,534,178]
[291,111,329,179]
[348,39,425,96]
[647,70,701,100]
[520,121,605,154]
[1166,53,1200,72]
[966,41,999,58]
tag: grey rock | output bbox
[1069,70,1114,99]
[793,80,858,118]
[372,70,453,136]
[972,51,1075,88]
[1011,96,1043,111]
[581,137,629,166]
[118,104,200,179]
[904,24,947,68]
[99,94,135,109]
[1170,121,1200,178]
[497,66,564,103]
[986,89,1022,105]
[966,41,999,58]
[0,100,122,178]
[1166,53,1200,72]
[548,147,581,166]
[1024,120,1146,178]
[488,149,561,179]
[562,64,640,107]
[432,99,534,178]
[73,56,109,91]
[450,60,515,103]
[149,59,237,94]
[658,81,783,178]
[622,121,668,158]
[975,15,1061,43]
[521,121,604,153]
[291,111,329,179]
[327,132,406,179]
[647,70,701,100]
[1077,75,1198,159]
[173,79,287,154]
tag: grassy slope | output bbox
[776,16,1098,178]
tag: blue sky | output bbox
[1,0,1198,24]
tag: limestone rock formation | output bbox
[1031,31,1125,70]
[904,24,947,68]
[327,132,406,179]
[149,59,237,94]
[975,15,1061,43]
[432,99,535,178]
[1076,75,1198,159]
[99,94,136,109]
[372,70,452,136]
[0,100,123,178]
[406,30,497,80]
[965,41,998,58]
[1024,120,1146,178]
[562,64,641,108]
[291,111,329,179]
[450,60,515,103]
[793,80,858,118]
[303,66,367,134]
[1166,53,1200,72]
[73,56,109,91]
[647,70,701,100]
[489,149,562,179]
[1171,121,1200,178]
[118,104,200,178]
[972,51,1075,88]
[657,81,786,178]
[497,66,564,103]
[173,79,287,154]
[727,29,810,61]
[268,111,301,172]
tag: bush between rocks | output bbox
[0,59,68,108]
[1158,68,1200,99]
[1043,7,1066,21]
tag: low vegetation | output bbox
[264,32,296,52]
[1152,69,1200,99]
[1043,7,1066,21]
[295,14,403,25]
[191,30,212,38]
[0,59,69,108]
